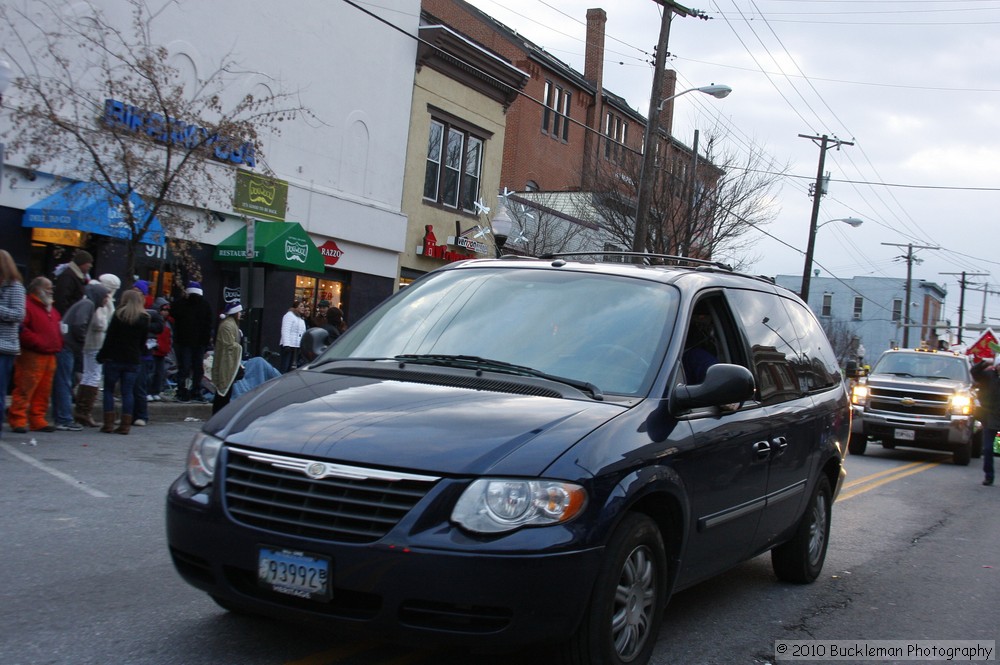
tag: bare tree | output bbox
[0,0,305,284]
[821,318,859,365]
[496,191,592,257]
[589,130,786,271]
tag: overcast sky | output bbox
[461,0,1000,332]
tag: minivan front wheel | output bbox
[771,476,831,584]
[562,513,667,665]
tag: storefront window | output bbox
[294,275,345,316]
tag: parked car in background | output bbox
[850,346,976,465]
[167,254,849,665]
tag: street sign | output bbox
[246,218,256,259]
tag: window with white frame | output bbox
[424,118,484,213]
[892,298,902,322]
[853,296,864,319]
[604,111,627,163]
[821,293,832,317]
[542,81,571,142]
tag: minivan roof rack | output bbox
[538,251,734,272]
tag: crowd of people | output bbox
[0,247,346,439]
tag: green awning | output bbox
[214,221,324,272]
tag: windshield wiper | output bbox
[394,354,604,400]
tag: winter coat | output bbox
[53,262,87,315]
[972,360,1000,430]
[20,293,63,355]
[280,310,306,349]
[154,318,173,358]
[140,308,166,360]
[211,316,243,397]
[84,292,115,353]
[171,293,214,347]
[97,311,149,366]
[0,279,26,356]
[61,282,109,354]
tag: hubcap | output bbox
[808,493,828,566]
[611,544,656,661]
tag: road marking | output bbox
[0,442,110,498]
[837,460,940,501]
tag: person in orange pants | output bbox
[8,276,62,433]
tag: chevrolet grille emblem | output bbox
[900,397,916,407]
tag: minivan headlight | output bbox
[186,431,223,489]
[451,478,587,534]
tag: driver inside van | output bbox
[682,304,719,384]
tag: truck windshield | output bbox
[317,266,679,396]
[873,353,968,381]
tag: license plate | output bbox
[894,428,915,441]
[257,547,331,601]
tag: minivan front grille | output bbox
[223,447,440,544]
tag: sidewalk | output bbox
[75,397,213,424]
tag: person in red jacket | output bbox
[8,276,63,433]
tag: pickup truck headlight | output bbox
[186,431,223,489]
[949,392,973,415]
[452,479,587,534]
[851,384,869,406]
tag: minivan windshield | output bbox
[315,266,679,396]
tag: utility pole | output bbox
[631,1,709,259]
[798,134,853,302]
[940,271,988,344]
[883,242,939,347]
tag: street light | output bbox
[800,217,864,302]
[632,83,732,256]
[655,84,732,112]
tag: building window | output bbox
[424,118,484,213]
[604,112,627,163]
[892,298,902,322]
[542,81,570,142]
[821,293,832,317]
[853,296,864,320]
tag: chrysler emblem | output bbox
[900,397,916,407]
[305,462,327,478]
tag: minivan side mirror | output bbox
[672,363,755,411]
[300,326,333,364]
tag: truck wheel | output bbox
[848,434,867,455]
[772,476,831,584]
[560,514,667,665]
[953,443,971,466]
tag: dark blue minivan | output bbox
[167,255,848,665]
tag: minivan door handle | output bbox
[752,440,771,460]
[771,436,788,456]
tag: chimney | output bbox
[582,8,606,189]
[584,9,606,88]
[657,69,679,138]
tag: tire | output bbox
[953,443,971,466]
[560,513,667,665]
[847,434,867,456]
[771,476,831,584]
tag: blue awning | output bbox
[23,182,165,246]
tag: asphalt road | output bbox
[0,421,997,665]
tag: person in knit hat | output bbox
[130,285,164,427]
[0,250,26,440]
[59,280,111,429]
[68,273,122,427]
[148,297,172,401]
[211,302,244,414]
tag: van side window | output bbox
[781,298,842,390]
[681,294,745,385]
[726,289,802,405]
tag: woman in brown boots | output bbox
[96,290,149,434]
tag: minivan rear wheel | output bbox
[561,513,667,665]
[771,476,831,584]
